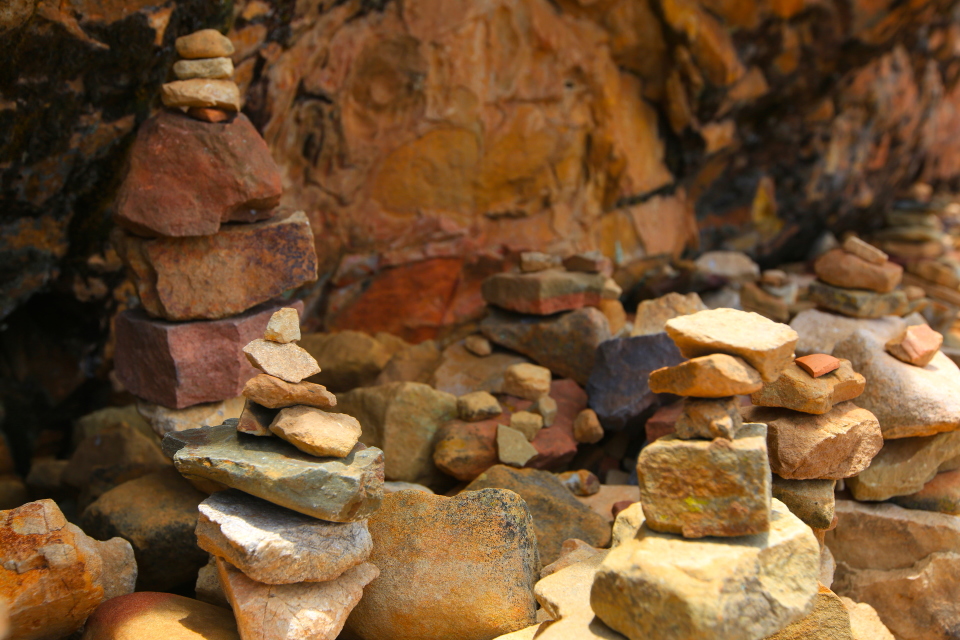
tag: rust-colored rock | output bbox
[114,110,280,238]
[796,354,841,378]
[886,323,943,367]
[114,300,303,410]
[115,211,317,321]
[814,249,903,293]
[649,353,764,397]
[242,374,337,410]
[433,420,499,481]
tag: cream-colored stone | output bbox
[264,307,301,344]
[497,425,538,467]
[510,411,543,441]
[242,338,320,384]
[632,292,707,337]
[457,391,502,421]
[268,406,361,458]
[503,363,552,400]
[532,395,557,426]
[173,57,234,80]
[160,79,241,111]
[839,597,896,640]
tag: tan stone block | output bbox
[161,79,241,111]
[457,391,502,422]
[765,586,853,640]
[503,363,552,400]
[750,360,865,415]
[173,57,234,80]
[649,353,763,397]
[510,411,544,441]
[269,406,361,458]
[846,431,960,501]
[497,425,538,467]
[175,29,235,58]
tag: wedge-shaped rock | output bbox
[814,249,902,293]
[632,292,706,337]
[750,359,865,414]
[665,308,799,382]
[772,476,836,529]
[345,489,540,640]
[243,339,320,383]
[197,490,371,584]
[242,373,337,410]
[264,307,301,344]
[765,585,853,640]
[269,406,361,458]
[743,402,882,480]
[482,270,608,315]
[637,423,771,538]
[649,353,763,397]
[833,328,960,438]
[845,431,960,500]
[808,281,908,319]
[674,396,743,439]
[218,558,377,640]
[591,499,820,640]
[163,425,383,522]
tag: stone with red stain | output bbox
[114,300,303,409]
[114,110,281,238]
[80,592,240,640]
[886,324,943,367]
[481,270,608,315]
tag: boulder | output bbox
[299,331,392,392]
[481,270,607,315]
[649,354,764,397]
[749,359,864,415]
[80,592,239,640]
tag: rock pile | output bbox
[808,236,908,319]
[161,30,240,118]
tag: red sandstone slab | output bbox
[114,299,303,409]
[795,354,841,378]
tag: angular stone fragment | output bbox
[497,425,538,467]
[510,411,543,441]
[269,406,361,458]
[890,468,960,514]
[242,374,337,410]
[197,490,371,584]
[558,470,600,496]
[138,398,246,439]
[532,395,557,426]
[163,425,383,522]
[242,339,320,383]
[175,29,235,58]
[503,363,552,400]
[80,592,240,640]
[674,396,743,440]
[161,79,241,111]
[632,292,706,337]
[458,391,502,421]
[573,409,603,444]
[430,342,530,396]
[173,57,234,80]
[649,353,764,397]
[886,323,943,367]
[814,249,903,293]
[765,586,853,640]
[345,490,540,640]
[481,308,610,385]
[637,423,771,538]
[665,308,799,382]
[845,430,960,501]
[482,270,608,315]
[115,212,318,321]
[808,281,908,319]
[772,476,836,529]
[842,236,888,265]
[2,500,136,640]
[839,597,896,640]
[743,402,882,480]
[795,353,841,377]
[433,420,499,481]
[586,333,685,431]
[115,300,303,409]
[264,308,300,344]
[236,400,277,436]
[299,331,392,392]
[834,328,960,438]
[591,499,819,640]
[751,360,864,414]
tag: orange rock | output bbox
[842,236,888,265]
[81,592,239,640]
[886,324,944,367]
[242,374,337,410]
[796,354,842,378]
[814,249,903,293]
[186,107,233,123]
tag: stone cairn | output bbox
[111,28,318,432]
[163,306,384,640]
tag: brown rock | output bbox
[740,282,790,323]
[795,354,841,378]
[376,340,442,385]
[482,270,607,315]
[187,107,233,123]
[114,300,303,410]
[264,308,301,344]
[236,400,278,436]
[299,331,392,392]
[765,585,853,640]
[433,420,499,481]
[886,323,943,367]
[563,251,612,274]
[115,211,318,321]
[890,468,960,514]
[345,489,540,640]
[905,259,960,289]
[2,500,136,640]
[665,308,799,382]
[842,236,888,265]
[458,391,502,422]
[631,292,707,337]
[242,339,321,384]
[637,423,772,538]
[175,29,235,58]
[744,402,882,480]
[573,409,603,444]
[503,363,552,400]
[649,353,764,397]
[674,396,743,440]
[242,374,337,410]
[558,470,600,496]
[772,476,836,529]
[520,252,561,273]
[114,110,279,237]
[81,592,240,640]
[814,249,903,293]
[645,401,683,442]
[138,398,245,439]
[497,425,539,467]
[750,360,865,415]
[269,406,362,458]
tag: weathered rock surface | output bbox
[891,468,960,514]
[842,237,888,265]
[242,374,337,410]
[264,308,300,344]
[114,110,280,237]
[834,328,960,438]
[577,485,640,524]
[80,592,240,640]
[586,333,684,431]
[79,468,207,592]
[674,396,743,439]
[115,211,318,321]
[638,423,771,538]
[115,300,303,409]
[765,586,853,640]
[138,398,246,439]
[497,424,539,467]
[269,406,362,458]
[172,57,234,80]
[649,353,764,397]
[481,308,611,385]
[665,308,799,382]
[482,270,607,315]
[345,489,540,640]
[2,499,136,640]
[808,281,908,319]
[376,340,443,385]
[466,465,611,565]
[458,391,502,421]
[433,420,499,481]
[160,79,241,110]
[591,499,819,640]
[299,331,392,392]
[236,400,277,436]
[814,249,902,293]
[750,359,865,414]
[431,342,530,396]
[573,409,604,444]
[846,431,960,500]
[218,558,377,640]
[772,476,836,529]
[886,323,943,367]
[176,29,235,58]
[242,339,320,384]
[790,310,908,356]
[632,292,707,337]
[839,597,895,640]
[503,363,552,400]
[743,402,882,480]
[163,425,383,522]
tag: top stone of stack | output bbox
[175,29,235,58]
[264,307,301,344]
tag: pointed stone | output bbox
[242,339,321,383]
[264,308,301,344]
[269,406,361,458]
[236,400,277,436]
[242,374,337,410]
[497,425,538,467]
[649,353,764,397]
[750,359,864,415]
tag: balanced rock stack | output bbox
[808,235,908,319]
[591,308,823,640]
[872,199,949,263]
[111,27,318,428]
[162,307,384,640]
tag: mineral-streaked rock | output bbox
[80,592,240,640]
[482,270,608,315]
[264,308,300,344]
[197,490,371,584]
[743,402,882,480]
[173,57,234,80]
[674,396,743,439]
[886,323,943,367]
[218,558,377,640]
[772,476,836,529]
[242,374,337,410]
[175,29,235,58]
[637,423,772,538]
[845,431,960,501]
[808,281,908,319]
[163,425,383,522]
[631,292,707,337]
[458,391,502,421]
[242,339,320,384]
[497,425,539,467]
[649,353,764,397]
[503,363,552,400]
[591,499,820,640]
[750,360,865,415]
[345,489,540,640]
[814,249,902,293]
[765,585,853,640]
[269,407,361,458]
[161,79,241,111]
[833,328,960,438]
[2,499,137,640]
[665,308,799,382]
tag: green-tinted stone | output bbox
[808,281,908,319]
